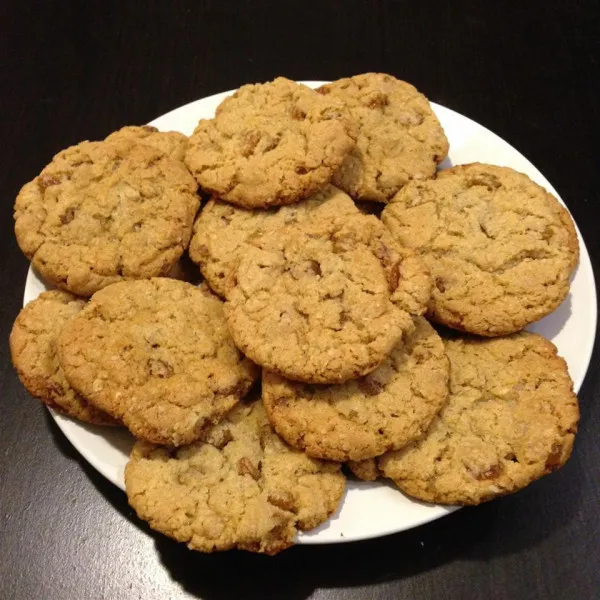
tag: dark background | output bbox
[1,2,599,599]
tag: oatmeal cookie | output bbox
[382,163,579,335]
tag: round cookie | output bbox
[318,73,449,203]
[189,184,359,297]
[57,279,258,446]
[382,163,580,336]
[9,291,118,426]
[105,125,189,161]
[14,138,200,296]
[224,213,432,383]
[378,332,580,505]
[125,398,345,555]
[262,318,449,461]
[184,77,357,208]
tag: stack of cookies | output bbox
[9,74,580,555]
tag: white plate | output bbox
[24,82,597,544]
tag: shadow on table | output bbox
[45,412,586,600]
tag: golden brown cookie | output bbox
[189,184,359,297]
[57,279,258,446]
[14,138,200,296]
[318,73,448,203]
[262,318,449,461]
[184,77,357,208]
[382,163,580,336]
[224,213,432,383]
[9,291,118,425]
[347,459,380,481]
[125,398,345,555]
[378,332,579,505]
[105,125,189,161]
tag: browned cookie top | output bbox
[378,332,579,505]
[185,77,357,208]
[125,398,345,555]
[14,138,199,296]
[57,279,258,446]
[318,73,448,203]
[224,213,431,383]
[189,184,359,297]
[262,318,449,461]
[382,163,580,336]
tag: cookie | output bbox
[318,73,448,203]
[347,459,380,482]
[382,163,580,336]
[224,213,432,383]
[378,332,579,505]
[57,279,258,446]
[9,291,118,425]
[189,184,359,297]
[125,398,345,555]
[262,318,449,461]
[105,125,189,161]
[184,77,357,208]
[14,138,200,296]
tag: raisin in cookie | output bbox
[57,279,258,446]
[184,77,357,208]
[262,318,449,461]
[382,163,580,336]
[318,73,448,203]
[125,398,345,555]
[14,138,199,296]
[105,125,189,161]
[189,184,359,297]
[378,332,579,505]
[224,213,432,383]
[9,291,118,425]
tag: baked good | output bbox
[318,73,448,203]
[14,138,200,296]
[347,459,379,481]
[105,125,189,161]
[378,332,579,505]
[382,163,580,336]
[184,77,357,208]
[224,213,432,383]
[262,318,449,461]
[125,398,345,554]
[189,184,359,297]
[57,279,258,446]
[9,291,117,425]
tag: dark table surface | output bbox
[1,2,599,599]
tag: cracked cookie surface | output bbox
[382,163,580,336]
[14,138,200,296]
[184,77,357,208]
[189,184,359,297]
[57,279,258,446]
[378,332,579,505]
[125,398,345,554]
[224,213,431,383]
[318,73,448,203]
[105,125,189,161]
[262,318,449,461]
[10,291,118,425]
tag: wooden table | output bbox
[1,2,598,598]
